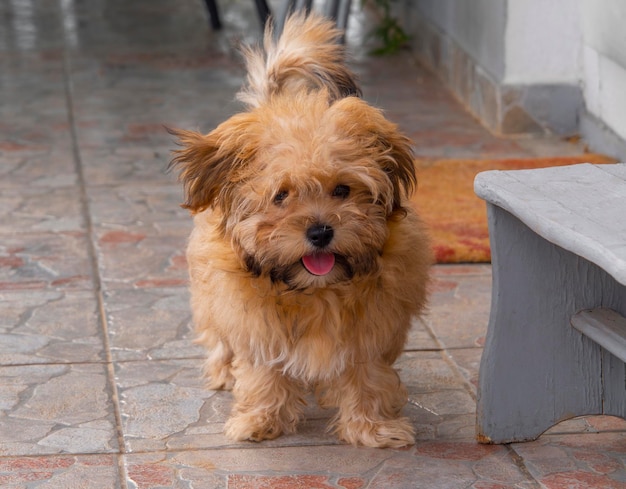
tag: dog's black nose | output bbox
[306,224,334,248]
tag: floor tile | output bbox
[0,289,104,365]
[116,358,217,453]
[0,454,121,489]
[87,184,190,237]
[80,146,175,186]
[103,287,199,361]
[425,267,493,349]
[123,445,394,489]
[227,474,367,489]
[88,184,190,290]
[0,186,84,234]
[410,389,476,419]
[115,359,341,453]
[512,432,626,488]
[146,440,535,489]
[406,406,476,443]
[445,347,484,393]
[398,351,466,393]
[584,416,626,432]
[0,117,73,153]
[0,148,77,187]
[114,352,478,454]
[0,1,69,52]
[395,352,477,442]
[64,0,249,53]
[0,55,72,152]
[405,317,439,350]
[68,53,246,149]
[366,443,535,489]
[0,232,93,290]
[0,363,118,456]
[95,233,188,290]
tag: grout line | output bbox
[1,355,206,369]
[505,445,543,488]
[403,345,483,353]
[403,347,444,353]
[60,44,129,488]
[418,318,480,402]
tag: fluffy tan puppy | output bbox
[169,13,431,448]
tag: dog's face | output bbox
[171,91,416,290]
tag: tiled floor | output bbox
[1,0,625,488]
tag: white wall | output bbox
[410,0,507,81]
[503,0,582,85]
[580,0,626,142]
[408,0,626,152]
[581,0,626,68]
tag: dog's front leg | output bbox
[203,339,235,391]
[224,361,305,442]
[332,361,415,448]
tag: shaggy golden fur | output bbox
[169,13,431,448]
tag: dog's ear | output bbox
[375,125,417,211]
[329,97,417,211]
[168,114,257,213]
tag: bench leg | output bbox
[477,204,626,444]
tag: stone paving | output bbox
[1,0,625,488]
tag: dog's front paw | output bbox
[224,412,285,442]
[336,417,416,448]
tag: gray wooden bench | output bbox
[474,163,626,444]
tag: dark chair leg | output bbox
[336,0,351,31]
[254,0,272,27]
[204,0,222,30]
[274,0,314,38]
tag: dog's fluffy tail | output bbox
[237,12,361,107]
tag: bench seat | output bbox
[474,163,626,444]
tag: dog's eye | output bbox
[273,190,289,205]
[332,184,350,199]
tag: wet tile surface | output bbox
[0,0,622,487]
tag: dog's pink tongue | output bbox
[302,253,335,276]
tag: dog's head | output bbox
[170,91,416,290]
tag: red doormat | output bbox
[412,154,616,263]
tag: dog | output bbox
[169,12,431,448]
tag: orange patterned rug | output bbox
[412,154,616,263]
